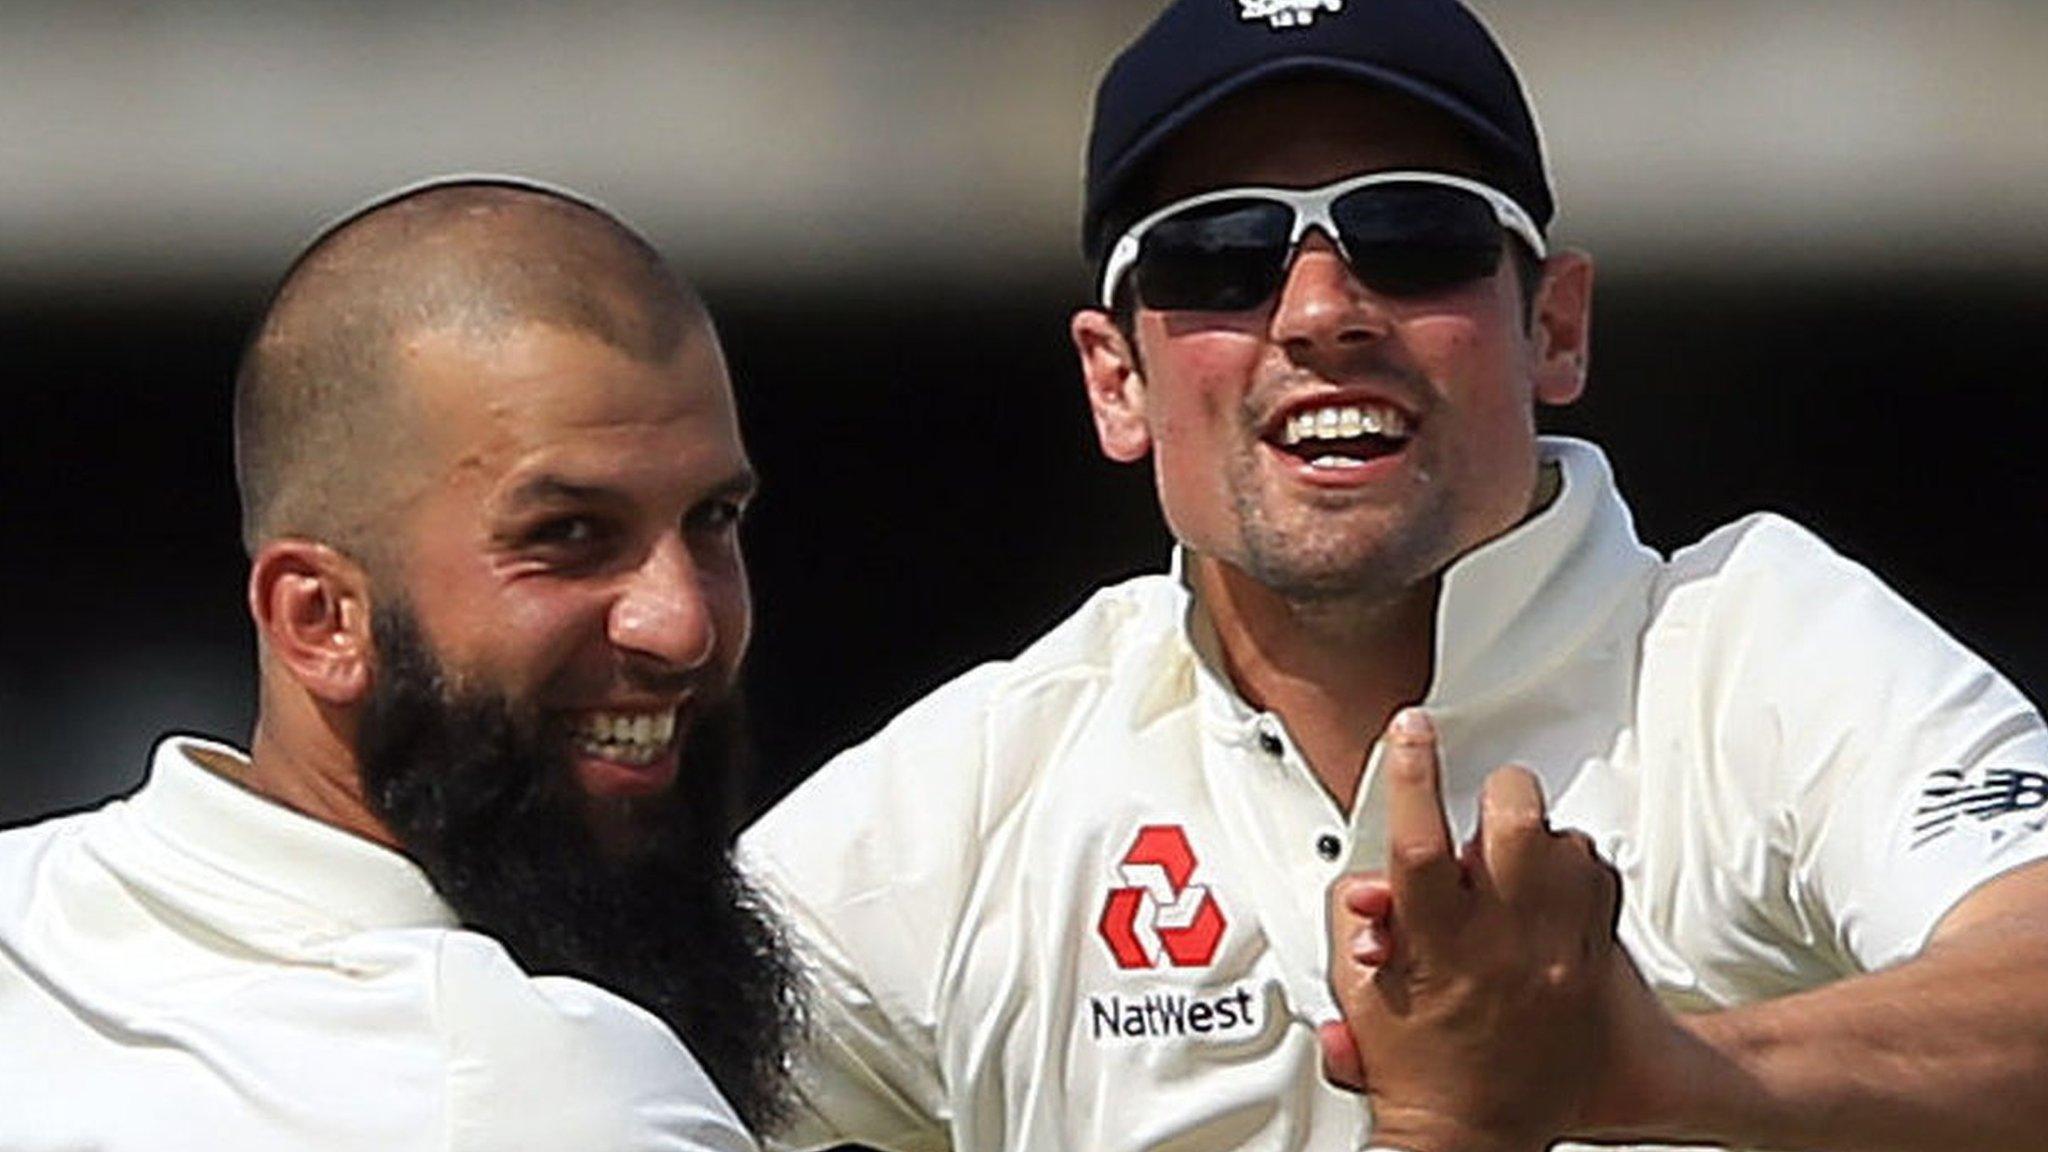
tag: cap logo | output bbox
[1238,0,1344,30]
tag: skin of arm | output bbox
[1582,858,2048,1152]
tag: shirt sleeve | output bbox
[738,663,1014,1152]
[1696,515,2048,972]
[432,931,758,1152]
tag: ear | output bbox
[1528,248,1595,407]
[1071,308,1152,463]
[248,540,376,706]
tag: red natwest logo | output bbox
[1097,825,1226,970]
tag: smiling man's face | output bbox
[383,315,755,837]
[1079,78,1589,605]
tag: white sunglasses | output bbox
[1098,169,1547,310]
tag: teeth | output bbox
[581,740,663,766]
[570,709,679,763]
[1280,402,1412,446]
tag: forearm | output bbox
[1596,919,2048,1151]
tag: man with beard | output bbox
[0,178,797,1150]
[740,1,2048,1150]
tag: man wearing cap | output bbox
[0,180,796,1149]
[740,2,2048,1150]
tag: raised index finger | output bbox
[1382,707,1463,937]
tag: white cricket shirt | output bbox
[0,736,756,1152]
[742,437,2048,1152]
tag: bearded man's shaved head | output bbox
[233,179,706,557]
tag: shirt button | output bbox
[1315,833,1343,861]
[1255,722,1283,757]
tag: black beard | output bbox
[356,605,800,1134]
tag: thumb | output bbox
[1330,872,1397,969]
[1317,1019,1368,1093]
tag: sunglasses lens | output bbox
[1330,184,1506,296]
[1119,182,1515,312]
[1131,199,1293,311]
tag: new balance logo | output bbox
[1912,766,2048,849]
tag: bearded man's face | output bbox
[357,603,799,1134]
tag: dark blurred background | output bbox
[4,1,2044,826]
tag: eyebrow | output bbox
[705,468,761,505]
[502,475,622,508]
[501,467,760,510]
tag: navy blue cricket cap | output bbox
[1082,0,1553,260]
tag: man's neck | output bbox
[240,694,400,850]
[1191,462,1567,811]
[1192,556,1437,813]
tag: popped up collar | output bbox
[1180,437,1657,725]
[124,735,459,932]
[1424,438,1656,709]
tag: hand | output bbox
[1320,708,1663,1152]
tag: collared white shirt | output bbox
[741,438,2048,1152]
[0,736,756,1152]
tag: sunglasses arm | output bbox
[1098,235,1141,309]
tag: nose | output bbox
[1267,230,1390,355]
[607,534,717,673]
